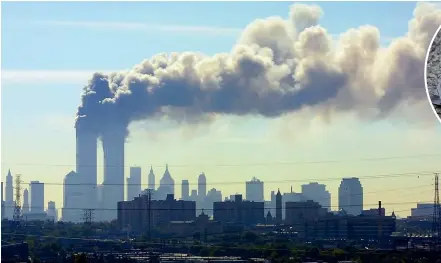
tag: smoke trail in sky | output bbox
[75,2,441,137]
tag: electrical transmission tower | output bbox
[82,209,94,224]
[433,173,440,249]
[13,174,22,225]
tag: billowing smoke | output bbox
[76,2,441,137]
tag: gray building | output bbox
[246,177,264,202]
[338,177,363,216]
[62,171,82,222]
[301,182,331,211]
[213,194,264,225]
[30,181,44,213]
[181,180,189,200]
[127,167,142,201]
[117,194,196,232]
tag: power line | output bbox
[3,152,441,168]
[2,200,431,211]
[13,170,439,187]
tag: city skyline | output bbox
[0,167,434,220]
[2,1,441,217]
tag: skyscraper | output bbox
[30,181,44,213]
[276,189,282,224]
[47,201,58,222]
[158,164,174,198]
[22,188,30,214]
[198,173,206,198]
[62,171,82,222]
[246,177,264,202]
[338,177,363,216]
[75,122,98,212]
[127,167,142,201]
[1,182,4,219]
[101,127,126,221]
[301,182,331,211]
[5,170,13,202]
[181,180,189,200]
[148,166,155,190]
[5,170,14,219]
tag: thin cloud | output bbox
[34,20,243,36]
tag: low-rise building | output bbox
[213,194,264,225]
[117,194,196,232]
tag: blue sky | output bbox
[1,1,440,216]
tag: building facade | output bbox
[301,182,331,211]
[246,177,264,202]
[213,194,264,225]
[127,167,142,201]
[338,177,363,216]
[117,194,196,232]
[30,181,44,213]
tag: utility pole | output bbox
[13,174,22,227]
[432,173,440,250]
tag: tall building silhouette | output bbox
[1,181,3,219]
[338,177,363,216]
[148,166,155,190]
[47,201,58,221]
[301,182,331,211]
[101,128,125,221]
[62,171,82,222]
[75,122,98,213]
[158,164,174,198]
[198,173,206,198]
[276,189,282,224]
[246,177,264,202]
[22,188,29,214]
[182,180,189,200]
[30,181,44,213]
[5,170,14,219]
[127,167,141,201]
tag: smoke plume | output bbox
[76,2,441,137]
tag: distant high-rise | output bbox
[127,167,142,201]
[22,188,30,214]
[30,181,44,213]
[62,171,82,222]
[1,182,4,219]
[301,182,331,211]
[198,173,207,198]
[75,123,98,213]
[182,180,189,200]
[338,177,363,216]
[5,170,14,219]
[191,190,198,200]
[6,170,13,202]
[276,189,282,223]
[148,166,155,190]
[47,201,58,221]
[158,164,174,197]
[101,128,126,221]
[246,177,264,202]
[207,188,222,202]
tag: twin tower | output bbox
[76,122,125,221]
